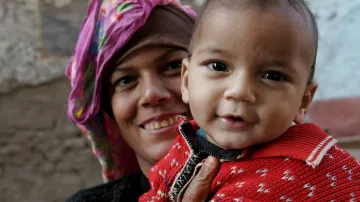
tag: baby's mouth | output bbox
[228,116,245,122]
[222,114,253,125]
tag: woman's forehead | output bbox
[116,47,187,68]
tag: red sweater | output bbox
[140,119,360,202]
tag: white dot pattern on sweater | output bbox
[164,153,170,159]
[230,166,244,174]
[280,195,292,201]
[235,181,245,188]
[326,172,337,187]
[303,183,316,197]
[282,170,295,181]
[256,168,268,177]
[257,183,271,194]
[172,143,181,149]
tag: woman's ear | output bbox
[294,82,318,124]
[181,58,190,104]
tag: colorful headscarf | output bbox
[66,0,196,182]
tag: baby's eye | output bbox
[206,61,229,72]
[114,76,136,87]
[262,71,287,81]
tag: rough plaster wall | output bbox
[0,0,64,94]
[0,79,101,202]
[309,0,360,100]
[0,0,359,202]
[0,0,101,202]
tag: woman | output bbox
[66,0,218,201]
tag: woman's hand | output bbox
[182,156,220,202]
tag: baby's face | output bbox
[181,5,317,149]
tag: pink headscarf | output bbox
[66,0,195,182]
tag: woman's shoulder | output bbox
[66,172,149,202]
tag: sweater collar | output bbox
[248,123,337,168]
[179,117,336,168]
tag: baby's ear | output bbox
[181,58,190,104]
[294,82,318,124]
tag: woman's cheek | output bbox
[166,76,182,97]
[111,93,136,125]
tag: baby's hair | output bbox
[190,0,318,83]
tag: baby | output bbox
[140,0,360,201]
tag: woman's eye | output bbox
[166,60,182,70]
[206,62,229,72]
[163,60,183,76]
[262,71,287,81]
[114,76,136,87]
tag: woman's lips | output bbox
[140,112,188,131]
[143,116,176,130]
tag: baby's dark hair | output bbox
[190,0,318,83]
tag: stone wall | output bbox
[0,1,359,202]
[0,1,101,202]
[0,79,101,202]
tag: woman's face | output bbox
[110,47,190,174]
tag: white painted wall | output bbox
[308,0,360,100]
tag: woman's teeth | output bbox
[144,116,176,130]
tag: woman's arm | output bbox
[182,156,220,202]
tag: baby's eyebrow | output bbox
[268,59,299,75]
[269,60,290,68]
[196,47,233,58]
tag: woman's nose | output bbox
[139,76,171,107]
[224,71,256,104]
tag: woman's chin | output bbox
[139,125,177,159]
[148,139,174,163]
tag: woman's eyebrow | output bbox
[114,48,184,71]
[113,66,135,72]
[155,48,182,63]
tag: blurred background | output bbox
[0,0,359,201]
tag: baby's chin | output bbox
[206,136,252,150]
